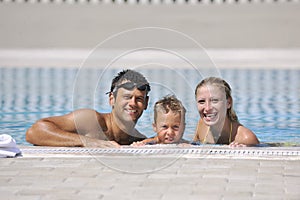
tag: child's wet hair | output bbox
[154,95,186,123]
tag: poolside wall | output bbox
[0,2,299,68]
[1,2,300,48]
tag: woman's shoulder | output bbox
[235,124,259,145]
[197,119,207,128]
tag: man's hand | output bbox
[130,141,146,147]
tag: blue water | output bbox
[0,67,299,146]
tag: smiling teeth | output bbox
[206,113,216,117]
[128,110,137,113]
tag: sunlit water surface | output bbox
[0,68,299,146]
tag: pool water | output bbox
[0,67,299,146]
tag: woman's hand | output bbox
[229,141,247,148]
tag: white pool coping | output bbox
[1,48,300,69]
[19,145,300,160]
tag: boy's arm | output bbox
[131,136,158,146]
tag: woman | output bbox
[193,77,259,147]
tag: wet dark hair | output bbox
[195,77,239,122]
[107,69,151,95]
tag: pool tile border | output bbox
[19,146,300,160]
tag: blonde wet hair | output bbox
[153,95,186,124]
[195,77,239,122]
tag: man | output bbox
[26,69,151,148]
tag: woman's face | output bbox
[195,84,230,127]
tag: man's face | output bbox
[153,110,185,144]
[110,86,148,125]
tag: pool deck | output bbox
[1,145,300,199]
[1,3,300,49]
[1,3,300,69]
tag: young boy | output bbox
[132,95,187,145]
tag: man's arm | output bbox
[26,109,119,147]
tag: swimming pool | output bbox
[0,67,299,146]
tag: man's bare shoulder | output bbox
[72,108,100,115]
[41,109,104,124]
[71,109,110,128]
[131,129,147,140]
[72,109,109,119]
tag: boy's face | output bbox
[153,110,185,144]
